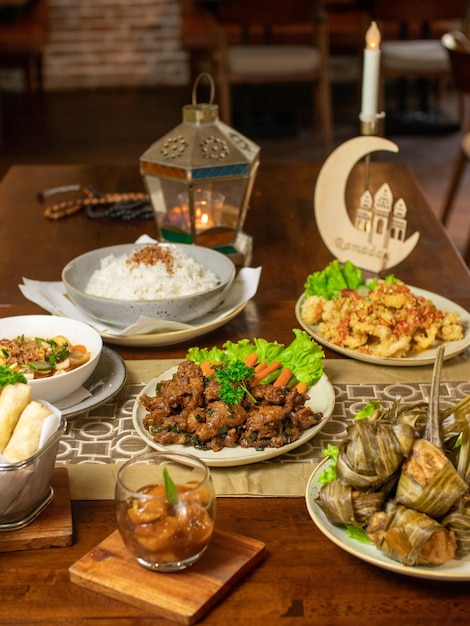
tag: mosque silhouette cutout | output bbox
[354,183,408,248]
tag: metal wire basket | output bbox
[0,414,66,530]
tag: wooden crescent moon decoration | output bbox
[314,135,420,274]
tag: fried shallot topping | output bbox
[126,244,175,272]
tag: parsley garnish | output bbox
[0,365,27,387]
[214,360,256,404]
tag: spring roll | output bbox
[2,400,53,463]
[0,383,32,453]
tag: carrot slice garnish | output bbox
[295,381,308,394]
[273,367,293,388]
[243,353,259,368]
[200,360,216,377]
[252,361,282,384]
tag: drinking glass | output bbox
[115,451,216,572]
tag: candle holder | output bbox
[139,73,260,266]
[359,111,386,137]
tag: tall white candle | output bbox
[360,21,381,122]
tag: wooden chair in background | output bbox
[0,0,48,94]
[440,31,470,264]
[205,0,333,156]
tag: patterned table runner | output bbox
[58,357,470,499]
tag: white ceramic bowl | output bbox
[61,243,236,326]
[0,315,103,403]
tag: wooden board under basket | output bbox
[69,527,265,625]
[0,467,73,552]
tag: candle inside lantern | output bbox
[169,188,223,233]
[195,209,214,231]
[360,21,381,122]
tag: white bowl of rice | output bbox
[61,243,236,326]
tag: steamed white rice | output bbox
[85,246,219,300]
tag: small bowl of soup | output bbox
[0,315,103,403]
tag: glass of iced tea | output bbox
[115,451,216,572]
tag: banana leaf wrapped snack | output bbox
[442,495,470,557]
[317,399,416,525]
[367,502,457,566]
[335,410,415,491]
[395,437,467,518]
[316,346,470,567]
[395,346,468,520]
[316,478,385,526]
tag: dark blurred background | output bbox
[0,0,467,258]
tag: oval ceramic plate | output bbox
[61,347,127,418]
[132,366,335,467]
[99,302,247,347]
[295,287,470,366]
[306,457,470,581]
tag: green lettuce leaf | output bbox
[318,444,339,484]
[341,260,364,290]
[345,524,374,545]
[354,400,381,421]
[252,337,284,364]
[186,345,227,364]
[274,329,324,387]
[304,259,366,300]
[221,339,255,362]
[187,330,324,388]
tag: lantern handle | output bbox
[192,72,215,105]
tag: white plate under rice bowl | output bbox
[0,315,103,403]
[61,243,236,326]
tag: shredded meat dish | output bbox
[139,360,322,452]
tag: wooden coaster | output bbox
[69,527,265,625]
[0,467,73,552]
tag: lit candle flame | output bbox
[366,21,381,51]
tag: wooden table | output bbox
[1,161,470,626]
[2,161,469,357]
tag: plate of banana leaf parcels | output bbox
[306,346,470,580]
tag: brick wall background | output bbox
[43,0,189,90]
[2,0,369,92]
